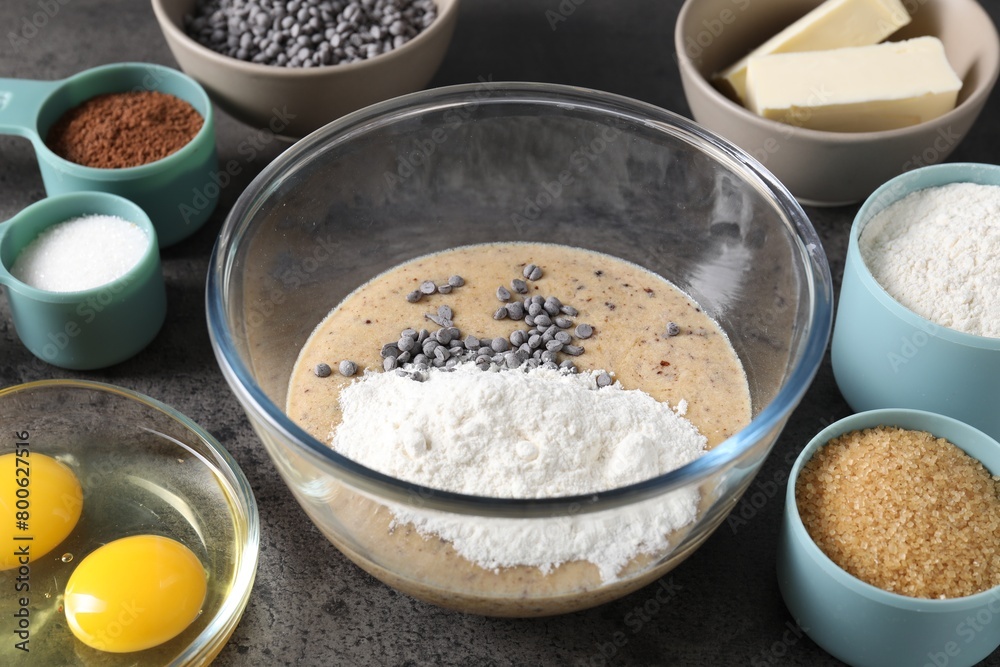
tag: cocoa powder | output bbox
[46,91,203,169]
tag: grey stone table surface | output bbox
[2,1,999,665]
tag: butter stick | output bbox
[714,0,911,103]
[744,37,963,132]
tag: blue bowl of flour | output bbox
[831,162,1000,441]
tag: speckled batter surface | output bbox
[285,242,751,615]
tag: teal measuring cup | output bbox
[0,191,167,370]
[0,62,218,247]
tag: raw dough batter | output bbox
[286,242,751,615]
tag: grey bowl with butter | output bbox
[675,0,1000,206]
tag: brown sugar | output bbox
[46,91,203,169]
[796,426,1000,599]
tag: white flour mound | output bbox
[330,363,707,581]
[861,182,1000,338]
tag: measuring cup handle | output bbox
[0,78,60,139]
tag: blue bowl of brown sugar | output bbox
[778,408,1000,667]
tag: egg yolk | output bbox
[64,535,207,653]
[0,452,83,570]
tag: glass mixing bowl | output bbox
[207,82,833,616]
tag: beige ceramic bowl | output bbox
[675,0,1000,206]
[151,0,459,137]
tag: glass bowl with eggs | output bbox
[207,82,833,616]
[0,380,259,665]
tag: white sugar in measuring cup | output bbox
[0,191,166,370]
[0,62,218,247]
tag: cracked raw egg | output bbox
[0,452,83,570]
[64,534,207,653]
